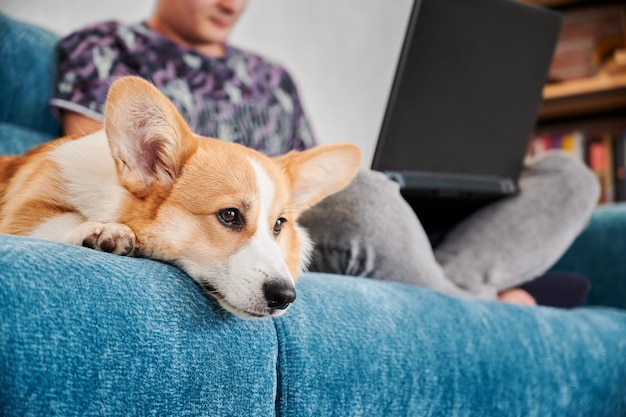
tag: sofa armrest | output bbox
[551,203,626,309]
[0,235,277,416]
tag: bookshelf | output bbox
[524,0,626,203]
[538,73,626,122]
[528,0,590,7]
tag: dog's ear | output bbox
[276,144,361,211]
[104,76,198,194]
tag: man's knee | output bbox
[524,151,600,207]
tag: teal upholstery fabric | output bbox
[0,122,57,155]
[0,14,61,139]
[276,274,626,417]
[0,235,278,416]
[551,204,626,310]
[1,236,625,416]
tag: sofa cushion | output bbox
[0,14,61,138]
[275,273,626,416]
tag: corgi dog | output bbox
[0,76,360,319]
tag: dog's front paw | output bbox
[72,221,136,256]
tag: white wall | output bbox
[1,0,412,167]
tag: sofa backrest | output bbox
[0,14,62,154]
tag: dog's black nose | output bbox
[264,281,296,310]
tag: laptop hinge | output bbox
[384,170,518,197]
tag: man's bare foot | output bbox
[497,288,537,306]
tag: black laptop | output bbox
[371,0,562,236]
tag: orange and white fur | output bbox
[0,76,360,319]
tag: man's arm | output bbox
[63,112,103,136]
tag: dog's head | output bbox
[104,76,360,318]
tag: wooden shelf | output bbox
[538,73,626,122]
[522,0,592,8]
[543,73,626,99]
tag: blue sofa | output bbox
[1,14,625,416]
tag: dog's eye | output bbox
[217,208,244,230]
[273,218,286,236]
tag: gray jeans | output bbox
[299,151,600,300]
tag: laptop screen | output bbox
[371,0,561,183]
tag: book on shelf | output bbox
[614,134,626,201]
[588,136,615,204]
[528,129,626,204]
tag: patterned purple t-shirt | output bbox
[51,21,317,156]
